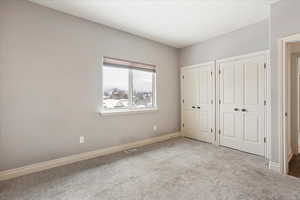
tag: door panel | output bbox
[223,112,236,137]
[183,110,197,137]
[196,65,214,143]
[244,63,259,105]
[199,111,209,131]
[221,111,243,151]
[222,64,236,104]
[241,56,265,156]
[242,111,265,155]
[243,114,259,142]
[182,68,198,137]
[219,60,243,149]
[199,70,210,104]
[183,69,197,110]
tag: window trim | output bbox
[99,57,158,116]
[100,107,159,116]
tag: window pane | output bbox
[132,69,154,108]
[103,65,129,110]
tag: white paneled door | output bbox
[182,68,198,137]
[218,55,266,156]
[182,63,215,143]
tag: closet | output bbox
[181,62,215,143]
[181,51,269,156]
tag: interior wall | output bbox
[0,0,180,171]
[270,0,300,163]
[179,20,269,67]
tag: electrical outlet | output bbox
[153,125,157,131]
[79,136,85,144]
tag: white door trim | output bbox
[298,56,300,153]
[181,61,215,70]
[216,50,270,63]
[216,50,270,159]
[278,33,300,174]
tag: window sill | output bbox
[99,107,159,116]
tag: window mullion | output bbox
[129,69,133,109]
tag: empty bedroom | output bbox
[1,0,300,199]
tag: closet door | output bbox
[218,55,266,156]
[219,60,243,150]
[240,56,265,156]
[182,68,198,137]
[195,65,214,143]
[182,63,215,143]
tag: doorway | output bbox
[279,34,300,176]
[288,46,300,177]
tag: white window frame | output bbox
[99,57,158,116]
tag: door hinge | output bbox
[211,100,213,104]
[285,112,288,117]
[182,99,184,104]
[211,71,213,76]
[219,70,221,75]
[264,137,266,143]
[211,128,213,133]
[264,63,267,69]
[182,123,184,128]
[219,99,221,104]
[264,100,267,106]
[182,75,184,79]
[219,130,221,135]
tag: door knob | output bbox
[234,108,239,111]
[192,106,196,109]
[197,106,200,109]
[241,108,247,112]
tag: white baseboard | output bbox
[269,161,281,173]
[0,132,180,181]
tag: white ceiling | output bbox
[29,0,279,48]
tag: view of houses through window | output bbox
[103,66,129,109]
[103,62,155,111]
[132,69,153,108]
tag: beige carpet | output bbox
[1,138,300,200]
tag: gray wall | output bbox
[179,20,269,66]
[0,0,180,171]
[270,0,300,163]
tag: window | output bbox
[101,57,156,114]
